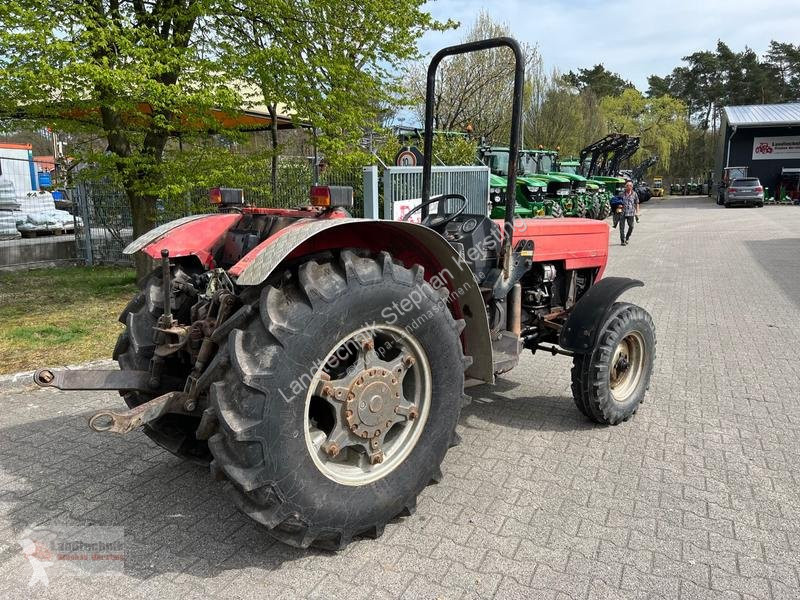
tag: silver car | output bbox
[724,177,764,207]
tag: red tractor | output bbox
[35,38,655,550]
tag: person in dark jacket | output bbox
[610,193,624,229]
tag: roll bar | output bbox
[421,37,525,265]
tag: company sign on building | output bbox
[752,135,800,160]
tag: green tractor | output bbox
[548,154,611,220]
[480,146,564,218]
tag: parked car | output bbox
[724,177,764,208]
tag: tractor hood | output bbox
[518,175,549,188]
[549,171,587,184]
[529,172,571,184]
[489,173,507,188]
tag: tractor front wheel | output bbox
[570,302,655,425]
[208,250,468,549]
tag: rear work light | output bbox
[310,185,354,208]
[210,187,244,206]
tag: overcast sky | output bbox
[417,0,800,90]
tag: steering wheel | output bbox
[401,193,469,228]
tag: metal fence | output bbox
[382,165,490,219]
[1,162,487,271]
[1,161,365,270]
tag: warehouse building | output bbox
[715,102,800,201]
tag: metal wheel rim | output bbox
[609,331,645,402]
[303,325,431,486]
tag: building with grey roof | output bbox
[714,102,800,201]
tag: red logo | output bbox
[755,142,773,154]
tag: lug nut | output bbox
[325,443,340,458]
[402,355,415,368]
[370,452,384,465]
[322,385,333,397]
[408,407,418,421]
[363,339,374,351]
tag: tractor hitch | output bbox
[87,391,189,434]
[33,368,183,394]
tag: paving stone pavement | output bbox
[1,196,800,599]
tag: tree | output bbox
[563,65,633,99]
[0,0,240,277]
[765,41,800,101]
[215,0,451,187]
[1,0,448,277]
[600,89,688,170]
[407,11,541,143]
[525,73,604,156]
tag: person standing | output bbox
[619,180,639,246]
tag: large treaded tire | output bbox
[571,302,655,425]
[207,250,469,550]
[597,198,611,220]
[549,201,564,218]
[113,268,210,462]
[575,196,587,218]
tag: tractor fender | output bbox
[230,217,494,384]
[558,276,644,353]
[123,213,242,267]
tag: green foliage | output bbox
[600,89,688,170]
[431,134,479,166]
[527,78,605,157]
[0,0,448,272]
[563,65,634,99]
[217,0,455,157]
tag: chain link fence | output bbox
[1,161,364,270]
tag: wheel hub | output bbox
[609,331,645,402]
[304,326,430,486]
[347,367,403,436]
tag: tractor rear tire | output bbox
[207,250,468,550]
[570,302,655,425]
[114,268,210,462]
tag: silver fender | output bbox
[232,218,493,384]
[122,214,213,255]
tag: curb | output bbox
[0,359,117,393]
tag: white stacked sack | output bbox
[15,191,79,234]
[0,179,20,211]
[0,213,20,240]
[0,178,21,239]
